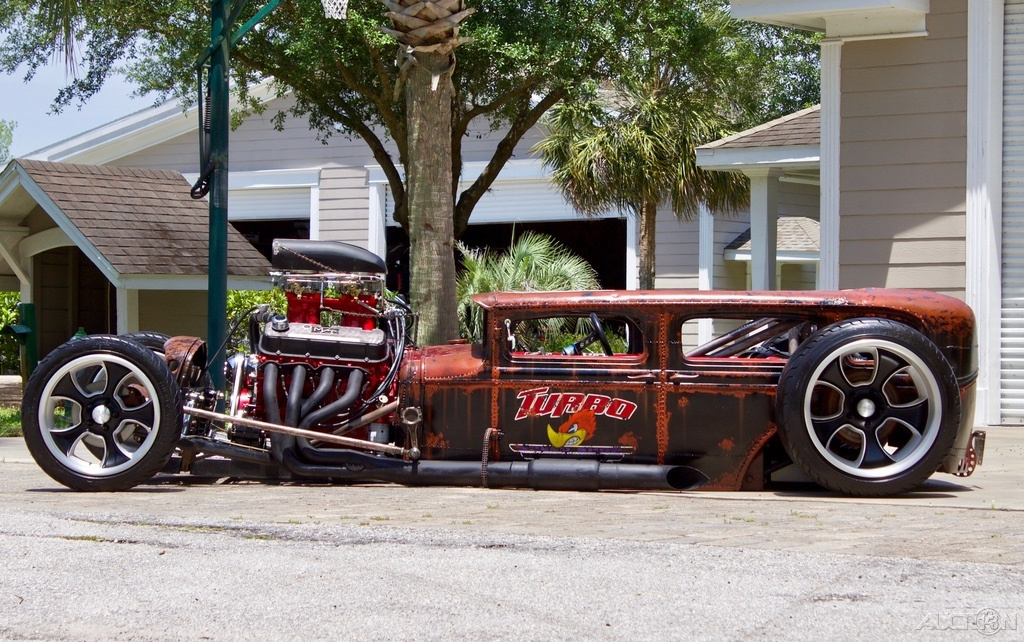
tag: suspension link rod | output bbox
[185,406,408,457]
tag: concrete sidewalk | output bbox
[1,425,1020,510]
[0,374,21,406]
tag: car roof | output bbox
[468,289,974,329]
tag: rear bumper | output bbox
[941,378,983,476]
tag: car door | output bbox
[660,314,792,487]
[491,311,661,464]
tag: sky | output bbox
[1,62,142,157]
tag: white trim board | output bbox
[694,146,819,172]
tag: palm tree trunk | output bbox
[406,54,459,344]
[638,199,658,290]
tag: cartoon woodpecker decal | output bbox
[547,409,598,448]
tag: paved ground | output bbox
[1,429,1021,639]
[0,375,21,407]
[1,429,1022,561]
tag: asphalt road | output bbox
[1,431,1023,640]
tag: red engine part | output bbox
[285,291,380,330]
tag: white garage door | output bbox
[1002,0,1024,422]
[229,187,311,222]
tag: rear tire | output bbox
[121,331,171,356]
[775,318,959,496]
[22,335,183,491]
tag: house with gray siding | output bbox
[727,0,1018,427]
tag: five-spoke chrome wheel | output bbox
[777,319,960,496]
[22,336,182,491]
[803,339,941,478]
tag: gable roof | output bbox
[28,82,280,164]
[1,159,269,288]
[695,106,820,172]
[725,216,820,263]
[701,105,820,150]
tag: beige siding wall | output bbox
[669,177,819,292]
[114,97,381,250]
[777,180,818,219]
[778,179,819,290]
[654,206,700,289]
[138,290,209,338]
[839,0,967,298]
[653,207,751,292]
[459,125,546,163]
[780,263,817,290]
[715,214,750,290]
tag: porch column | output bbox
[697,202,714,291]
[819,38,842,290]
[746,168,778,290]
[697,202,714,344]
[116,288,139,334]
[967,0,1004,426]
[367,183,387,258]
[626,215,640,290]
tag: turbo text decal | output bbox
[515,387,637,421]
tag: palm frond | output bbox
[455,232,601,341]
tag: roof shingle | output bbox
[726,217,820,254]
[700,105,820,151]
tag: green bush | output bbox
[0,407,20,437]
[0,292,20,375]
[226,289,286,352]
[456,233,600,342]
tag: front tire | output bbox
[775,319,960,496]
[22,335,183,491]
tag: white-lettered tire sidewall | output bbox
[22,335,183,491]
[775,318,960,496]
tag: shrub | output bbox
[225,289,286,352]
[0,292,21,375]
[456,232,600,342]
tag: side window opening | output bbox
[506,313,643,357]
[680,316,816,360]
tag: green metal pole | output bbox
[207,0,230,393]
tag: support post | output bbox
[207,0,231,392]
[819,39,843,290]
[747,169,778,291]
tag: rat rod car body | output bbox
[22,240,985,496]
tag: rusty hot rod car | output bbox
[21,240,984,496]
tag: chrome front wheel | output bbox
[22,336,182,491]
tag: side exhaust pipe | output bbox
[279,454,708,491]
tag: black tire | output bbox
[121,331,171,356]
[22,335,183,491]
[775,318,960,496]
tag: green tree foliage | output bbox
[0,119,13,165]
[226,288,285,352]
[535,2,818,290]
[456,232,599,341]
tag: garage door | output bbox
[229,187,311,222]
[1002,0,1024,422]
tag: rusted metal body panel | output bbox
[401,288,977,491]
